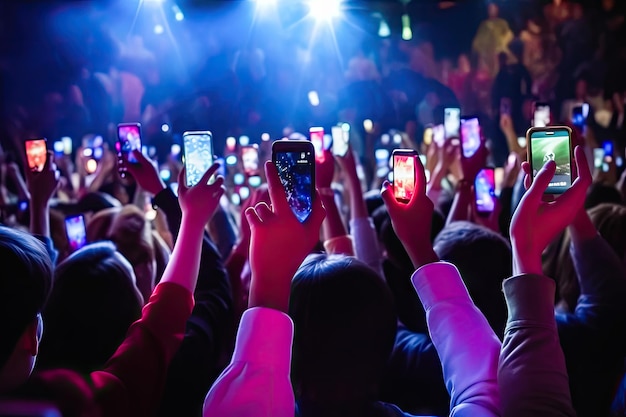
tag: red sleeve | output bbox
[90,282,194,417]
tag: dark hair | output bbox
[433,221,511,337]
[289,254,397,405]
[76,191,122,214]
[38,241,142,373]
[0,226,53,370]
[585,183,623,210]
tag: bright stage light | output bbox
[308,0,342,20]
[172,5,184,21]
[154,24,164,35]
[401,14,413,41]
[308,90,320,107]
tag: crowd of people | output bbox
[1,0,626,416]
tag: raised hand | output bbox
[26,151,60,207]
[380,155,438,269]
[177,162,226,229]
[246,161,326,313]
[315,149,335,190]
[510,146,592,276]
[124,149,167,195]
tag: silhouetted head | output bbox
[434,221,511,337]
[38,241,142,373]
[0,226,53,393]
[289,254,397,410]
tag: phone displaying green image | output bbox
[527,126,573,195]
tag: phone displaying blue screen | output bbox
[272,141,315,223]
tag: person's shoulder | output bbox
[14,368,96,416]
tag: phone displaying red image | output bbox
[25,138,47,172]
[393,149,417,203]
[474,168,496,216]
[241,145,260,176]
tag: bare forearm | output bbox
[347,172,368,220]
[29,200,50,238]
[446,184,472,226]
[321,193,347,240]
[159,218,204,293]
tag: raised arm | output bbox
[203,161,325,417]
[25,151,60,264]
[92,163,226,417]
[316,149,352,256]
[556,206,626,417]
[337,147,383,275]
[381,155,500,417]
[501,146,591,417]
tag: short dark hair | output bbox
[433,221,511,337]
[0,226,53,370]
[289,254,397,403]
[37,241,142,373]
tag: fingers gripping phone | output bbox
[25,138,47,172]
[65,214,87,252]
[527,126,573,195]
[474,168,496,216]
[182,131,214,188]
[272,140,315,223]
[393,149,418,204]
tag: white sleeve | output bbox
[411,262,501,417]
[203,307,295,417]
[349,217,384,278]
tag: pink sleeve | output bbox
[203,307,295,417]
[411,262,501,417]
[91,282,194,417]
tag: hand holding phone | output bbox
[272,140,315,223]
[183,131,214,187]
[25,138,48,172]
[393,149,418,204]
[527,126,573,194]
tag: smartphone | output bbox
[25,138,47,172]
[527,126,573,194]
[593,148,605,171]
[460,116,481,158]
[393,149,417,204]
[61,136,73,155]
[272,140,315,223]
[182,130,214,188]
[444,107,461,140]
[433,124,445,147]
[375,148,391,179]
[423,125,434,146]
[331,125,349,157]
[500,97,512,116]
[65,214,87,252]
[533,102,551,128]
[241,145,260,176]
[117,123,142,164]
[571,103,589,129]
[309,127,325,160]
[474,168,496,216]
[53,140,64,157]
